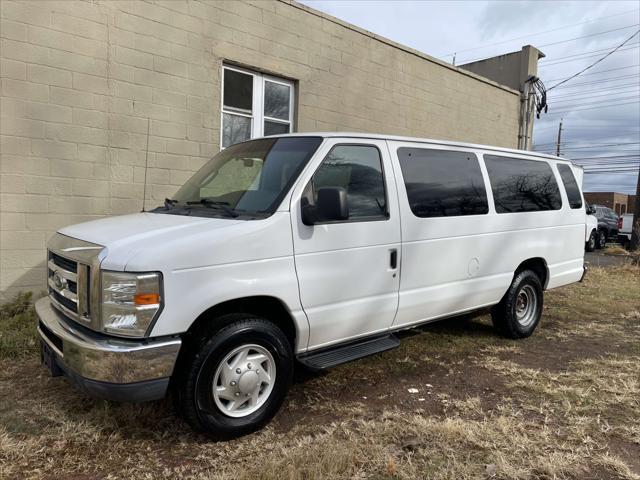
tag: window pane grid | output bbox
[221,66,294,148]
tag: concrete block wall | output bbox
[1,0,520,300]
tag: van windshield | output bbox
[154,136,322,218]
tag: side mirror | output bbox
[302,187,348,225]
[586,205,596,215]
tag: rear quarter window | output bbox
[397,148,488,218]
[556,164,583,209]
[484,155,562,213]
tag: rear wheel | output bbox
[175,315,293,438]
[596,230,607,249]
[492,269,543,339]
[585,230,596,252]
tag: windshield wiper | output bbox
[186,199,239,217]
[164,198,178,209]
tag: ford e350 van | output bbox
[36,133,587,437]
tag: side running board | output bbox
[297,334,400,370]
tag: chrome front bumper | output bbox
[36,297,181,401]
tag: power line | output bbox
[568,154,640,160]
[544,100,640,114]
[539,44,639,67]
[543,64,639,82]
[539,142,640,150]
[547,29,640,91]
[439,8,640,58]
[551,94,640,107]
[539,43,639,63]
[538,24,640,48]
[550,74,640,90]
[550,85,640,99]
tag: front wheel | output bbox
[596,230,607,249]
[176,315,293,438]
[492,269,543,339]
[585,230,597,252]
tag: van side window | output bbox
[556,164,583,209]
[397,148,488,218]
[309,145,387,220]
[484,155,562,213]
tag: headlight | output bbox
[101,271,162,337]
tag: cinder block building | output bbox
[0,0,542,300]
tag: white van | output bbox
[36,133,587,437]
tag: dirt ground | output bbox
[1,264,639,479]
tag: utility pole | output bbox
[555,119,563,157]
[630,165,640,251]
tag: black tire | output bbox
[175,314,293,439]
[585,230,597,252]
[596,230,607,249]
[491,269,543,339]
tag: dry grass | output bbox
[604,245,631,256]
[0,265,639,479]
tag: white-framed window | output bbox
[221,64,295,148]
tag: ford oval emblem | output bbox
[52,271,67,291]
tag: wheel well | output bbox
[515,258,548,289]
[184,296,297,349]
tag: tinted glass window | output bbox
[557,164,583,209]
[398,148,488,218]
[310,145,387,220]
[169,137,322,217]
[484,155,562,213]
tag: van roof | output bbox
[266,132,575,165]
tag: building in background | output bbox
[584,192,636,215]
[1,0,541,300]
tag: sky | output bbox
[301,0,640,194]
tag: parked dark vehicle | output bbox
[592,204,621,249]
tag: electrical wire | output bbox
[539,43,639,63]
[539,43,639,66]
[536,142,640,150]
[455,23,640,64]
[547,29,640,90]
[543,64,639,82]
[550,74,640,89]
[550,85,640,99]
[439,8,640,58]
[544,99,640,114]
[551,94,640,107]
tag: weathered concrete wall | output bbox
[1,0,520,299]
[460,45,544,92]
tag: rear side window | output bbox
[484,155,562,213]
[310,145,387,220]
[397,148,488,218]
[556,164,583,209]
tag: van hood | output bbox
[57,211,292,272]
[59,212,241,247]
[59,212,242,268]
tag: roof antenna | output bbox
[141,117,150,212]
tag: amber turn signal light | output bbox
[134,293,160,305]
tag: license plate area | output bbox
[41,340,63,377]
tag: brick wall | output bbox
[584,192,634,215]
[1,0,521,300]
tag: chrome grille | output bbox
[48,251,89,317]
[47,234,104,330]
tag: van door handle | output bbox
[389,249,398,269]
